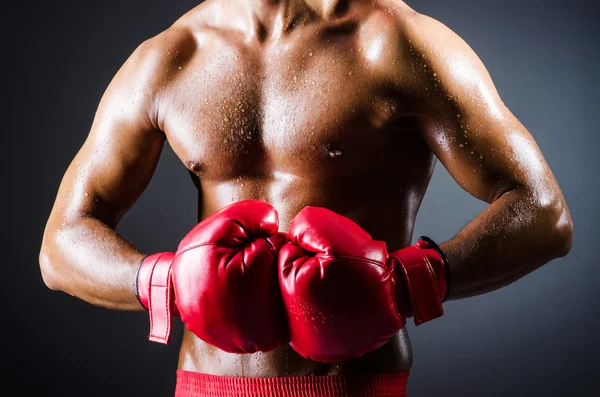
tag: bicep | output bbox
[51,46,165,227]
[404,15,557,203]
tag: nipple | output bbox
[326,143,344,159]
[188,161,205,175]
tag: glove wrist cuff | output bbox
[135,252,176,344]
[418,236,451,302]
[134,255,150,311]
[391,237,449,326]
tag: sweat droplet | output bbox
[309,52,313,57]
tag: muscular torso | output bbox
[155,0,434,376]
[40,0,571,379]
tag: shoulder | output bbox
[386,4,486,82]
[128,25,198,81]
[368,1,465,49]
[92,25,198,132]
[121,0,225,90]
[365,2,494,102]
[354,2,446,76]
[125,0,236,93]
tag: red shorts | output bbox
[174,370,409,397]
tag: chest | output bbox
[162,38,401,181]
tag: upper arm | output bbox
[398,14,560,204]
[48,39,169,228]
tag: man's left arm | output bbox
[398,13,573,300]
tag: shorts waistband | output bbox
[174,370,409,397]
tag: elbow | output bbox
[540,195,573,259]
[39,242,63,292]
[553,212,573,259]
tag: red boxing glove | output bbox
[136,200,289,353]
[279,207,450,362]
[279,206,404,362]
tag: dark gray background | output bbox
[2,0,599,396]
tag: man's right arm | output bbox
[39,37,173,311]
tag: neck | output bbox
[240,0,346,39]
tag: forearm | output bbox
[40,215,146,311]
[440,187,572,300]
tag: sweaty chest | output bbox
[163,42,400,182]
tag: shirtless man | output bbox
[39,0,573,396]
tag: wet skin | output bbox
[40,0,573,377]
